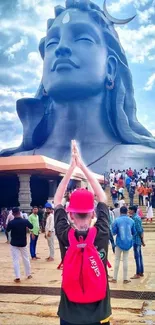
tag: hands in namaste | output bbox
[71,140,83,169]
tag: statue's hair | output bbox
[34,0,155,148]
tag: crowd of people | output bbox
[0,143,154,325]
[0,204,54,239]
[108,167,155,222]
[0,203,55,283]
[108,204,145,283]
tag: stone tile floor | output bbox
[0,232,155,325]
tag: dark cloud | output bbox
[0,0,19,18]
[0,118,22,147]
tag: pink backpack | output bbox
[62,227,107,304]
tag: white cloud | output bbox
[150,129,155,136]
[107,0,135,13]
[116,24,155,63]
[135,0,152,8]
[148,55,155,61]
[0,88,33,100]
[17,0,57,21]
[17,0,40,10]
[144,73,155,91]
[0,50,43,91]
[26,52,43,79]
[34,2,55,20]
[137,7,155,24]
[107,0,152,13]
[0,19,45,42]
[0,87,32,149]
[0,111,17,121]
[4,37,28,60]
[9,51,43,87]
[0,87,35,119]
[0,135,22,150]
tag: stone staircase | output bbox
[106,187,155,232]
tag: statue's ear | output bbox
[39,37,46,60]
[39,19,54,60]
[107,55,118,81]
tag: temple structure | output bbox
[0,0,155,172]
[0,156,104,211]
[0,0,155,209]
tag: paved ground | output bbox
[0,232,155,325]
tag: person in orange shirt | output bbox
[143,186,152,206]
[137,185,144,206]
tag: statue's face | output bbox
[43,9,107,100]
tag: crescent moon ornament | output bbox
[103,0,136,25]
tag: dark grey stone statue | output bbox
[1,0,155,172]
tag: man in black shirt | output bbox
[6,207,33,283]
[54,140,111,325]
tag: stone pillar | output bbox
[48,180,58,203]
[75,180,82,188]
[18,174,31,212]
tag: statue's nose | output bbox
[55,44,72,58]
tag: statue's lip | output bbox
[51,58,80,71]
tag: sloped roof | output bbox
[0,155,104,183]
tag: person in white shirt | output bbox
[118,187,124,199]
[22,211,28,219]
[6,212,14,225]
[113,203,120,219]
[110,172,115,182]
[146,198,153,222]
[45,203,55,261]
[110,179,114,188]
[141,171,147,183]
[137,180,143,188]
[6,210,23,225]
[115,173,120,182]
[139,169,143,176]
[117,171,122,179]
[118,197,126,208]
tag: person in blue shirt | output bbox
[129,206,145,279]
[109,206,136,284]
[125,176,132,193]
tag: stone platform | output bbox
[0,232,155,325]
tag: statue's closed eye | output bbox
[46,39,59,48]
[75,37,94,44]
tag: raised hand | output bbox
[71,140,83,168]
[70,140,76,168]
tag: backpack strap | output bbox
[85,227,97,245]
[68,227,97,246]
[68,228,79,246]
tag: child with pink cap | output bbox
[54,140,111,325]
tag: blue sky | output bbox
[0,0,155,150]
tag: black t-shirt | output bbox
[111,190,118,198]
[54,202,111,324]
[6,218,33,247]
